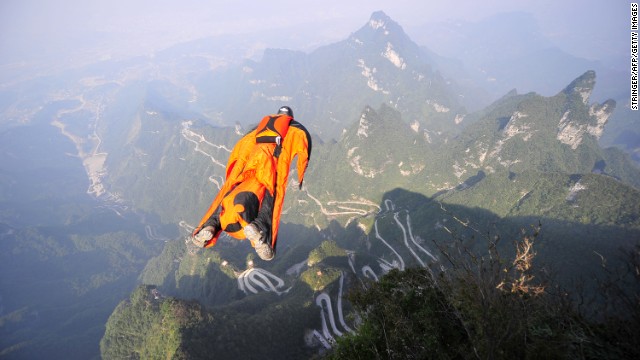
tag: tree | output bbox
[325,226,637,359]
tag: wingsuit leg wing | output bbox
[193,130,258,247]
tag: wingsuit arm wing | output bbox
[270,121,312,250]
[292,122,312,189]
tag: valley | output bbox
[1,9,638,360]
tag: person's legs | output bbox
[245,226,274,260]
[245,190,274,260]
[251,190,274,235]
[202,212,222,232]
[192,211,222,247]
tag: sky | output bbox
[0,0,633,75]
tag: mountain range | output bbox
[407,11,638,164]
[0,10,639,359]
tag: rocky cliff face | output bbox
[557,71,616,150]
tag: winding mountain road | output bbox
[237,268,290,295]
[313,272,355,347]
[180,120,230,168]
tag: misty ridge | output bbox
[1,8,639,360]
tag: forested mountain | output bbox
[0,102,167,358]
[409,10,639,166]
[100,70,640,358]
[190,11,468,141]
[0,10,638,360]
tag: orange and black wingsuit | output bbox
[193,110,311,255]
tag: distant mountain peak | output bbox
[340,104,428,180]
[369,11,393,28]
[562,70,596,105]
[342,104,407,144]
[362,11,406,39]
[553,70,616,149]
[349,11,420,73]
